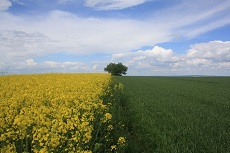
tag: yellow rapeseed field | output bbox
[0,73,125,153]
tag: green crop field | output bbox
[116,76,230,153]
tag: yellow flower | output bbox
[39,146,48,153]
[83,132,92,143]
[0,73,126,152]
[0,143,16,153]
[108,125,113,131]
[111,145,117,151]
[105,113,112,120]
[117,137,126,146]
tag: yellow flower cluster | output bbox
[117,137,126,146]
[110,137,126,152]
[0,73,115,153]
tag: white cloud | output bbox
[1,59,94,74]
[187,41,230,62]
[155,0,230,38]
[57,0,150,10]
[44,61,77,69]
[0,30,52,62]
[84,0,149,10]
[112,46,175,63]
[0,0,12,11]
[111,41,230,75]
[25,59,37,66]
[0,1,229,65]
[1,41,230,75]
[43,61,88,71]
[0,10,172,64]
[218,62,230,69]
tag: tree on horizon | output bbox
[104,63,128,76]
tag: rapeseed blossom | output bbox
[0,73,124,152]
[118,137,126,146]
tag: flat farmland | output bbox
[117,76,230,153]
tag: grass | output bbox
[116,76,230,153]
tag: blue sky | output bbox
[0,0,230,75]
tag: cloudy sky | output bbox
[0,0,230,75]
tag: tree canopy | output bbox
[104,63,128,76]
